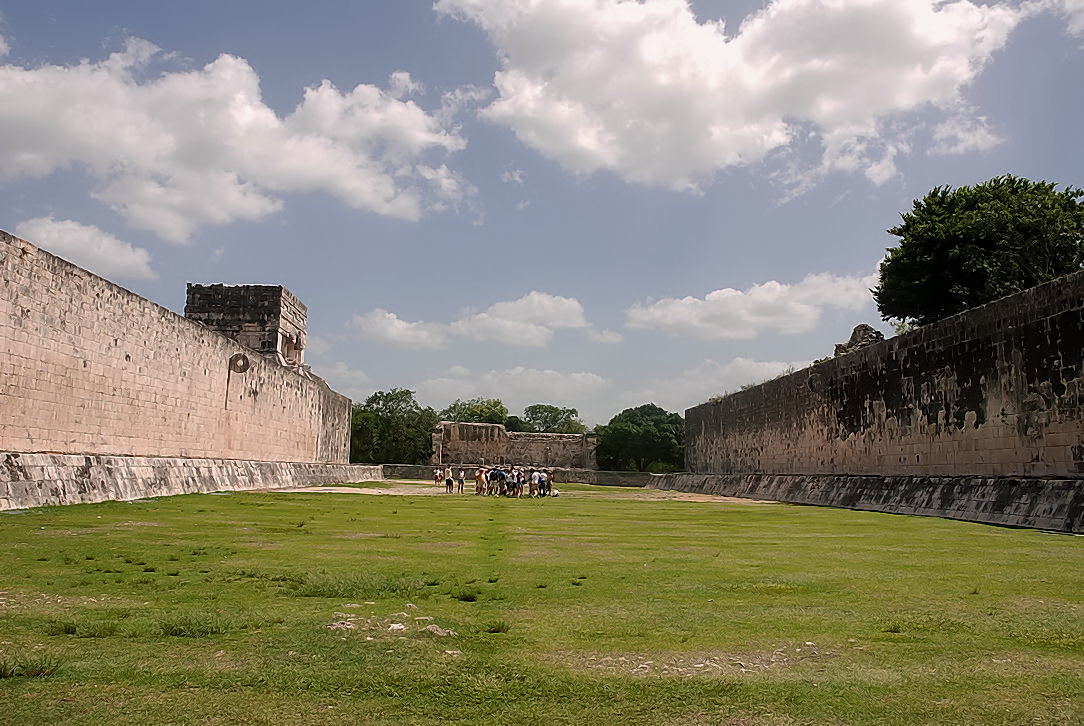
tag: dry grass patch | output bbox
[554,643,834,677]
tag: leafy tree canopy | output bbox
[503,415,531,432]
[873,175,1084,325]
[595,403,684,473]
[439,397,509,425]
[350,388,438,465]
[521,404,587,434]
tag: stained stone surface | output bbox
[687,270,1084,480]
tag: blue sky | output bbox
[2,0,1082,423]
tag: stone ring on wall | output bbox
[229,353,250,373]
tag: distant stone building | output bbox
[431,421,597,469]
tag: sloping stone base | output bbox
[0,452,383,510]
[652,473,1084,533]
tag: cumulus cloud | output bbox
[452,290,588,345]
[388,70,424,99]
[356,291,595,348]
[350,309,449,349]
[14,216,157,280]
[417,366,611,414]
[627,357,810,414]
[501,168,525,184]
[626,270,877,340]
[436,0,1022,190]
[930,109,1001,155]
[1052,0,1084,35]
[0,38,473,242]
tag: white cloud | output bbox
[627,357,810,414]
[930,109,1001,154]
[451,313,554,346]
[1053,0,1084,35]
[436,0,1022,190]
[0,39,471,242]
[318,361,370,401]
[626,270,876,340]
[351,309,448,349]
[590,329,623,344]
[436,84,493,126]
[452,291,587,345]
[358,291,590,348]
[501,168,525,184]
[444,365,471,377]
[388,70,424,99]
[417,366,611,414]
[14,216,157,280]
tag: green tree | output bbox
[873,175,1084,325]
[595,404,684,473]
[350,388,438,464]
[503,415,532,432]
[521,404,587,434]
[439,397,509,424]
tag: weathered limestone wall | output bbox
[431,422,597,469]
[0,452,382,509]
[686,271,1084,478]
[651,473,1084,533]
[0,230,349,463]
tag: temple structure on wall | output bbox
[185,284,308,368]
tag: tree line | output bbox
[350,391,685,473]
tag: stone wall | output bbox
[686,270,1084,479]
[0,230,349,463]
[0,452,382,510]
[651,473,1084,533]
[431,422,597,469]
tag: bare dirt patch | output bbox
[276,481,775,505]
[556,643,832,677]
[276,483,444,496]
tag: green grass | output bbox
[0,484,1080,725]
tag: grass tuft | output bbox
[0,653,60,678]
[453,588,479,603]
[157,612,233,637]
[284,571,425,600]
[485,620,510,634]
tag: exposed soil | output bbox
[555,642,833,678]
[275,481,775,505]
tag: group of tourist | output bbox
[432,465,557,497]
